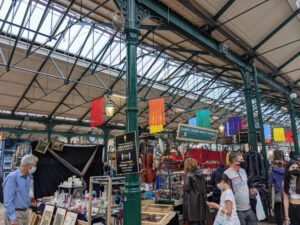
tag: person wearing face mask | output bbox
[3,154,38,225]
[224,151,258,225]
[283,160,300,225]
[207,174,240,225]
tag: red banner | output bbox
[149,98,165,133]
[285,130,293,143]
[90,97,103,127]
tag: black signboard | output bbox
[176,123,218,143]
[115,132,139,175]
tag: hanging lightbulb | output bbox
[105,99,115,117]
[219,124,225,133]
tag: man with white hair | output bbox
[3,154,38,225]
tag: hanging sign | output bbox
[176,123,218,143]
[115,132,139,175]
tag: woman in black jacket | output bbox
[183,158,208,225]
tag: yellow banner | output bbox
[273,128,285,142]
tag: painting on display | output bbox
[28,212,38,225]
[51,140,64,151]
[53,208,67,225]
[3,157,13,169]
[40,205,55,225]
[63,211,77,225]
[35,141,49,154]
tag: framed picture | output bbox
[53,207,67,225]
[63,211,77,225]
[35,141,49,154]
[40,204,55,225]
[3,157,12,169]
[28,212,38,225]
[51,140,64,151]
[35,215,42,225]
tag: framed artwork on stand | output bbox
[51,139,64,151]
[40,204,55,225]
[35,141,49,154]
[3,157,12,169]
[53,207,67,225]
[63,211,78,225]
[28,212,38,225]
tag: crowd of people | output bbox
[183,151,300,225]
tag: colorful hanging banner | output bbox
[149,98,165,134]
[227,116,243,136]
[188,117,197,126]
[224,121,230,136]
[263,124,272,143]
[196,109,211,128]
[285,130,293,143]
[90,97,103,127]
[273,128,285,142]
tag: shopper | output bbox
[224,151,258,225]
[283,160,300,225]
[207,173,240,225]
[183,158,208,225]
[269,160,285,225]
[210,163,225,203]
[3,154,38,225]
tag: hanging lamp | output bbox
[105,99,115,117]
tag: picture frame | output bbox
[35,215,42,225]
[28,212,38,225]
[40,204,55,225]
[35,141,49,154]
[76,220,88,225]
[53,207,67,225]
[51,140,64,151]
[3,157,12,169]
[63,211,78,225]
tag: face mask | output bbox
[217,183,224,190]
[29,166,37,175]
[289,169,300,176]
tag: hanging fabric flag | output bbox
[285,130,293,143]
[273,128,285,142]
[149,98,165,134]
[196,109,211,128]
[263,124,272,143]
[90,97,103,127]
[228,117,242,135]
[188,117,197,126]
[224,121,230,136]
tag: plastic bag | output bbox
[213,211,225,225]
[256,192,266,221]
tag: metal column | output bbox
[288,98,300,157]
[252,64,269,174]
[241,69,258,152]
[124,0,141,224]
[102,128,110,161]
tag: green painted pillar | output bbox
[241,69,258,152]
[47,124,53,141]
[124,0,141,224]
[102,128,110,161]
[288,98,300,157]
[252,64,269,174]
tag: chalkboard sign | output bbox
[115,132,139,175]
[176,123,218,143]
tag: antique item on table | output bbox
[142,204,173,213]
[28,212,38,225]
[52,139,64,151]
[40,204,55,225]
[3,157,13,169]
[141,211,174,225]
[76,220,88,225]
[53,207,67,225]
[35,141,50,154]
[63,211,78,225]
[35,215,42,225]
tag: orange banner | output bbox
[149,98,165,133]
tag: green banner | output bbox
[176,123,218,143]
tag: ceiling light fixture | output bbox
[105,99,115,117]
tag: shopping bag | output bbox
[213,211,225,225]
[256,192,266,221]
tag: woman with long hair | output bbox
[283,160,300,225]
[207,174,240,225]
[183,158,208,225]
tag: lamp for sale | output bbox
[105,99,115,117]
[219,124,225,133]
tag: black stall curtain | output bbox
[32,143,103,198]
